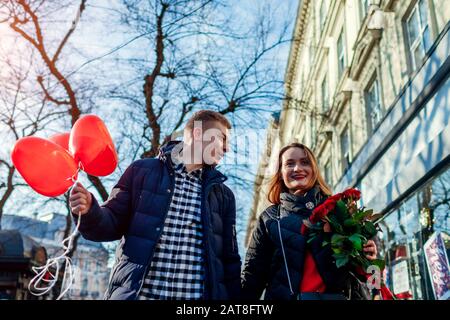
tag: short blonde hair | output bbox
[185,110,231,131]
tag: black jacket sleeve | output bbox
[72,163,135,242]
[222,188,242,299]
[241,211,275,300]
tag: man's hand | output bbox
[364,240,377,261]
[69,182,92,215]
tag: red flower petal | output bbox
[311,205,328,223]
[324,199,337,212]
[343,188,361,201]
[329,193,343,202]
[300,224,308,235]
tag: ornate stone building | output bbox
[248,0,450,299]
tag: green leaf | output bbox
[354,224,362,235]
[353,210,367,221]
[353,209,373,221]
[332,247,343,254]
[350,249,360,258]
[363,221,377,238]
[335,255,349,268]
[331,234,347,246]
[344,218,357,227]
[327,215,344,233]
[322,241,329,247]
[335,200,350,223]
[349,234,363,251]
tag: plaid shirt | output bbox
[138,162,205,300]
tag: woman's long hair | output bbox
[267,142,332,204]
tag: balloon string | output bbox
[29,172,82,300]
[77,161,85,173]
[67,163,83,184]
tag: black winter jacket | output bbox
[241,186,367,300]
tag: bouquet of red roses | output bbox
[301,188,395,299]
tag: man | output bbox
[69,110,241,300]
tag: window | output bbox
[365,75,384,134]
[321,75,329,113]
[337,29,347,79]
[406,0,432,71]
[319,0,328,32]
[340,125,351,172]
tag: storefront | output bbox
[0,230,48,300]
[377,162,450,300]
[333,22,450,300]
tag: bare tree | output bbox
[104,0,292,159]
[0,0,109,200]
[0,46,67,226]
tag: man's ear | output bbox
[192,127,203,141]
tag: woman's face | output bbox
[281,147,314,194]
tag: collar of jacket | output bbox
[279,185,323,218]
[158,140,227,185]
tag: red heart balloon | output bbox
[49,132,70,151]
[11,137,78,197]
[69,114,118,176]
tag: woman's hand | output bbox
[363,240,377,260]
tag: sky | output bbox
[0,0,300,260]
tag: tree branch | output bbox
[52,0,87,64]
[37,75,70,105]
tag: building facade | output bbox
[247,0,450,299]
[0,230,48,300]
[2,213,110,300]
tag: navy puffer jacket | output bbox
[73,141,241,300]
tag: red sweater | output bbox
[300,250,326,293]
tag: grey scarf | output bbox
[279,185,322,218]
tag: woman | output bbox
[241,143,377,300]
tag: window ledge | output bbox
[350,27,382,80]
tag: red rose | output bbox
[328,193,343,202]
[311,204,329,223]
[323,199,337,212]
[300,224,308,235]
[343,188,361,201]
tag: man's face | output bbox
[198,121,230,166]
